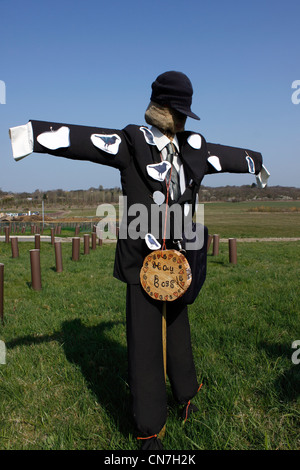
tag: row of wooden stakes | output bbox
[207,233,238,264]
[0,232,237,325]
[1,224,64,236]
[3,227,237,261]
[0,233,104,325]
[2,224,86,242]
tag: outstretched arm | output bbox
[9,120,131,171]
[206,142,270,188]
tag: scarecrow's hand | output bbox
[9,122,34,161]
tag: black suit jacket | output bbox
[30,120,263,284]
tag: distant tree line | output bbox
[0,186,122,209]
[0,185,299,209]
[199,185,300,202]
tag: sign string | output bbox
[160,150,173,252]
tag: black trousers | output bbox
[126,284,199,437]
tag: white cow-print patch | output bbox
[37,126,70,150]
[187,133,202,149]
[153,191,165,206]
[207,155,222,171]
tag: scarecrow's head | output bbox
[145,71,200,138]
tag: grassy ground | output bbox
[0,235,299,450]
[202,200,300,238]
[62,200,300,238]
[4,200,300,239]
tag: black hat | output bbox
[150,71,200,120]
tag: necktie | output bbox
[165,142,180,202]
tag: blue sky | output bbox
[0,0,299,192]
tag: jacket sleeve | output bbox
[9,120,131,171]
[206,142,270,188]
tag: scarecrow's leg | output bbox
[166,301,199,405]
[126,284,167,440]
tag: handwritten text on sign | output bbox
[140,250,192,301]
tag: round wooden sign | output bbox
[140,249,192,301]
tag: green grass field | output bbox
[202,200,300,238]
[0,202,299,450]
[61,200,300,238]
[4,200,300,239]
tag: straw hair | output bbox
[145,101,186,138]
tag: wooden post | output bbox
[11,237,19,258]
[75,225,80,236]
[213,234,220,256]
[0,264,4,325]
[50,228,55,245]
[4,226,9,243]
[30,249,42,291]
[84,234,90,255]
[72,237,80,261]
[91,232,96,250]
[229,238,237,264]
[54,241,63,272]
[35,234,40,250]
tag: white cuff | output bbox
[9,122,34,161]
[256,164,270,188]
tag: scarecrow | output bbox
[9,71,269,450]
